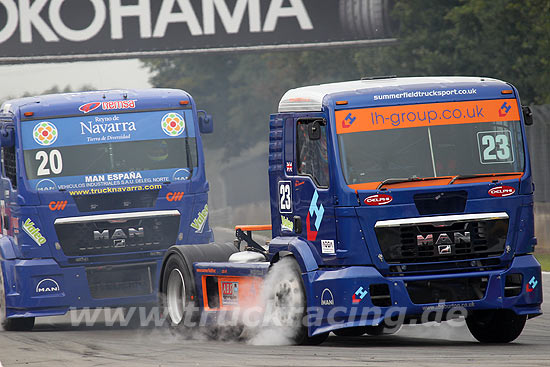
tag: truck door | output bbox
[288,118,336,257]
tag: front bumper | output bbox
[1,257,163,318]
[305,255,542,336]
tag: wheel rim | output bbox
[166,268,186,325]
[271,270,304,327]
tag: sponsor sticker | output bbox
[190,204,208,233]
[526,276,538,293]
[161,112,185,136]
[336,99,520,134]
[321,239,335,254]
[79,100,136,114]
[307,190,324,241]
[364,194,393,206]
[281,215,294,232]
[49,201,67,211]
[166,192,184,202]
[22,218,46,246]
[33,121,58,146]
[221,281,239,305]
[352,286,368,304]
[488,186,515,197]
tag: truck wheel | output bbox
[466,310,526,343]
[266,257,328,345]
[0,265,35,331]
[161,254,196,327]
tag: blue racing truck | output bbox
[0,89,231,331]
[160,77,542,344]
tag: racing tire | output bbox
[265,257,328,345]
[0,264,35,331]
[161,254,197,328]
[466,309,526,343]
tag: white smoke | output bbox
[245,258,305,345]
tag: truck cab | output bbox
[0,89,214,330]
[161,77,542,344]
[269,76,542,341]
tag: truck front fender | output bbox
[269,237,320,273]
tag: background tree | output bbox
[143,0,550,159]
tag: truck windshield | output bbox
[21,109,198,191]
[336,99,525,186]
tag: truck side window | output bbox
[296,119,329,188]
[2,146,16,189]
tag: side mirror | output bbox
[0,114,15,147]
[308,120,321,140]
[522,106,533,126]
[197,110,213,134]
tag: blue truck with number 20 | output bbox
[0,89,224,331]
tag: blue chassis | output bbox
[194,253,542,337]
[1,257,164,318]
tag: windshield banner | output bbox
[21,109,196,192]
[21,110,195,149]
[335,99,520,135]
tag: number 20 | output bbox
[36,150,63,176]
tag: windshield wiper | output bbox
[448,173,520,185]
[377,176,447,190]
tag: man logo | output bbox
[417,232,470,246]
[36,278,60,293]
[320,288,334,306]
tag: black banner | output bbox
[0,0,395,63]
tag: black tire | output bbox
[266,257,328,345]
[339,0,395,38]
[161,254,197,327]
[466,310,527,343]
[0,264,35,331]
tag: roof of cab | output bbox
[1,88,192,117]
[278,76,510,113]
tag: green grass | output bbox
[535,253,550,272]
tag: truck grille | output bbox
[54,211,180,257]
[375,213,508,264]
[73,190,160,212]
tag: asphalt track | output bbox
[0,274,548,367]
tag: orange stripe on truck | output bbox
[336,99,520,134]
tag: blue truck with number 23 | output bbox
[160,77,542,344]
